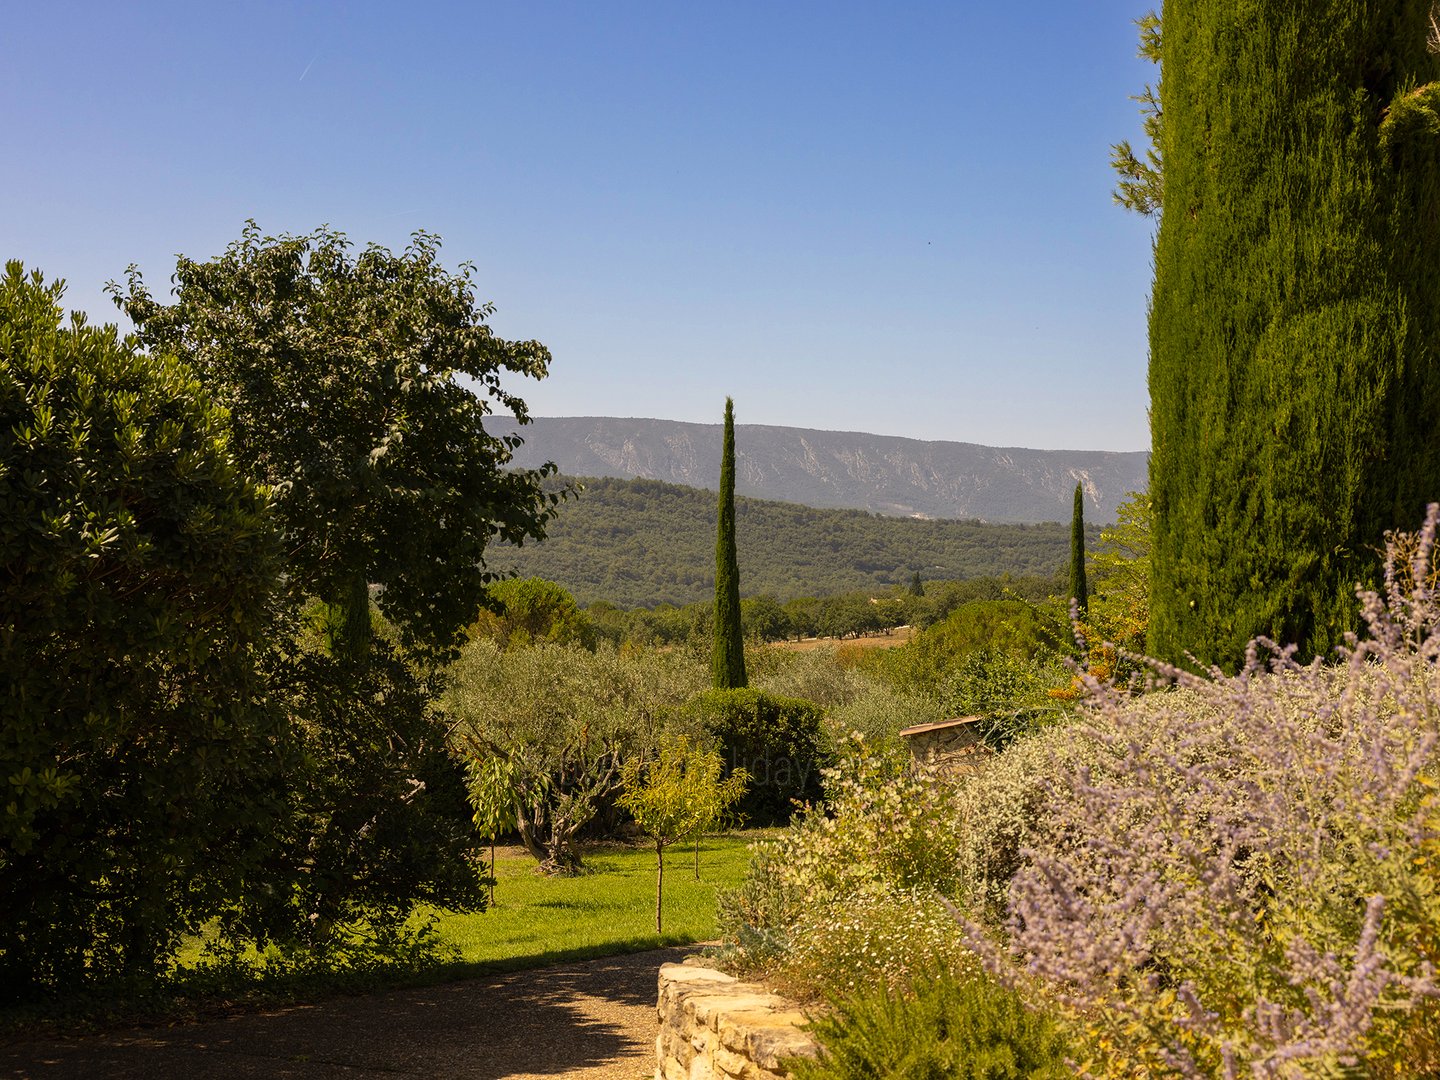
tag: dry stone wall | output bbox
[655,962,818,1080]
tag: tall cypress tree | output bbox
[1147,2,1440,668]
[713,397,747,689]
[1069,482,1088,616]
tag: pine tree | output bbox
[713,398,748,689]
[1147,2,1440,668]
[1069,483,1088,616]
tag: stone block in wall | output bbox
[656,963,819,1080]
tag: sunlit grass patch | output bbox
[433,833,758,973]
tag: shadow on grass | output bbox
[0,946,700,1079]
[0,936,719,1042]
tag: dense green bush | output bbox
[686,689,824,825]
[791,971,1074,1080]
[937,649,1067,749]
[228,644,485,955]
[0,263,281,995]
[865,599,1064,695]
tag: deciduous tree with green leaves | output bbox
[1086,490,1151,658]
[109,223,564,946]
[465,755,519,905]
[470,577,595,650]
[618,738,748,932]
[110,221,564,665]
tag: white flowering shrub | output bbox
[717,737,967,986]
[780,885,976,1000]
[950,722,1115,922]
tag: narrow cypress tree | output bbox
[713,398,747,689]
[1069,483,1088,616]
[1147,2,1440,668]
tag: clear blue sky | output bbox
[5,1,1157,452]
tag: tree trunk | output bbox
[655,839,664,934]
[326,573,372,663]
[514,802,549,867]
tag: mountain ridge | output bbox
[487,415,1149,524]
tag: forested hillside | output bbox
[495,476,1096,607]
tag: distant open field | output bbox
[769,626,915,653]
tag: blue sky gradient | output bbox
[5,1,1158,450]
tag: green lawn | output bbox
[433,833,759,973]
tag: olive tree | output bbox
[446,641,706,873]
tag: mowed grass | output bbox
[432,833,759,974]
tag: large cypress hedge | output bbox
[1148,2,1440,668]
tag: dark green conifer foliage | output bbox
[1147,2,1440,668]
[712,398,748,689]
[1069,483,1088,616]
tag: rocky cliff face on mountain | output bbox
[487,416,1149,524]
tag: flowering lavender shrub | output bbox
[980,511,1440,1078]
[950,722,1114,923]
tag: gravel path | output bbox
[0,947,691,1080]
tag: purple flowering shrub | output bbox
[979,510,1440,1077]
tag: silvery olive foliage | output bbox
[446,640,704,873]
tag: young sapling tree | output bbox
[619,739,748,932]
[464,755,519,905]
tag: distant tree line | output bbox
[492,474,1100,608]
[474,572,1063,652]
